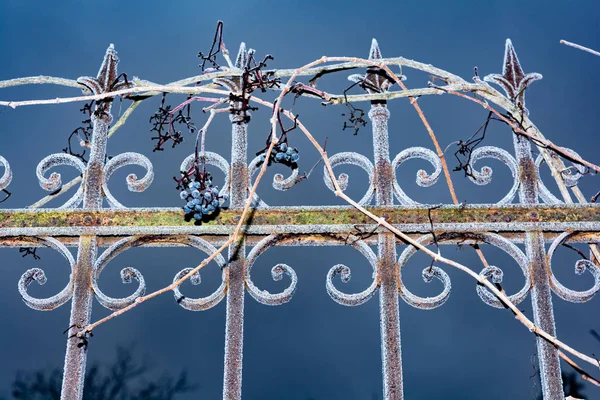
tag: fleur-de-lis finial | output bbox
[483,39,542,114]
[77,44,135,123]
[348,38,406,94]
[213,42,248,92]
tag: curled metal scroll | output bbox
[181,152,230,203]
[246,234,298,305]
[325,237,379,306]
[102,152,154,208]
[536,147,587,204]
[36,153,86,208]
[398,232,530,309]
[465,146,520,205]
[248,155,299,208]
[171,237,227,311]
[392,147,442,205]
[93,235,227,311]
[322,152,375,206]
[0,155,12,191]
[547,232,600,303]
[17,237,75,311]
[246,234,379,306]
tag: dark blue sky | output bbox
[1,1,600,399]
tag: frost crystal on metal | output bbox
[2,34,599,400]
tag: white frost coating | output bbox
[102,152,154,209]
[245,234,298,305]
[322,152,375,206]
[0,155,12,191]
[483,39,542,115]
[36,153,86,208]
[181,152,230,203]
[397,235,451,310]
[171,237,227,311]
[547,232,600,303]
[470,233,530,308]
[535,147,587,205]
[213,42,247,92]
[347,38,406,94]
[325,237,379,306]
[247,155,299,207]
[465,146,520,205]
[92,237,146,310]
[410,266,451,310]
[391,147,442,205]
[273,168,300,191]
[17,236,75,311]
[398,232,530,309]
[92,235,227,311]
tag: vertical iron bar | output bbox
[370,104,403,399]
[513,134,563,399]
[223,113,248,400]
[61,115,110,399]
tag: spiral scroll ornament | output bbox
[322,152,375,206]
[36,153,86,208]
[17,237,76,311]
[93,235,227,311]
[102,152,154,208]
[547,232,600,303]
[0,155,12,192]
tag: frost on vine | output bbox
[149,93,194,152]
[484,39,542,114]
[62,102,94,163]
[343,39,405,135]
[76,43,135,124]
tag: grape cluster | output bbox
[180,177,227,221]
[258,141,299,168]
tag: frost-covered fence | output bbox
[1,27,600,400]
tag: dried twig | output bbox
[560,40,600,57]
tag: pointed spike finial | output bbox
[76,43,134,123]
[346,38,405,94]
[235,42,248,69]
[483,38,542,114]
[369,38,382,60]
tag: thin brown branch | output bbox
[558,349,600,388]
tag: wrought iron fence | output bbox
[1,31,600,400]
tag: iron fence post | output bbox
[371,103,403,400]
[61,114,110,399]
[513,133,564,399]
[223,112,248,400]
